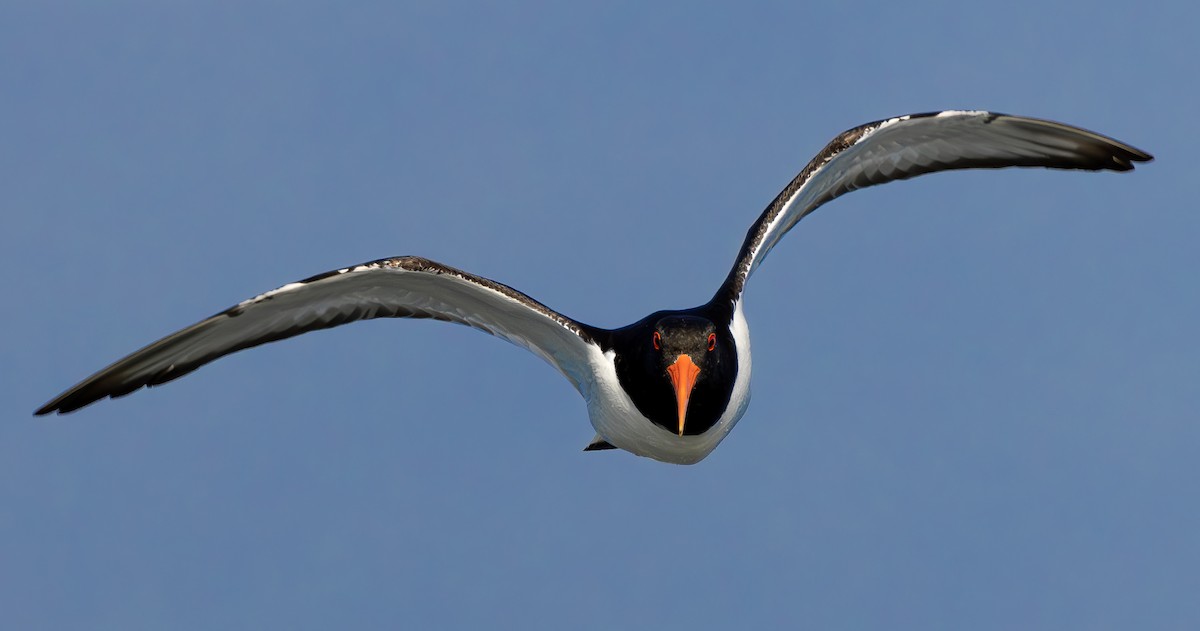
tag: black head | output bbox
[611,312,737,436]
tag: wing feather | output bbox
[718,111,1153,300]
[37,256,599,414]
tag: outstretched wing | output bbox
[718,110,1153,300]
[37,256,601,414]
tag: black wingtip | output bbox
[34,394,70,416]
[583,438,617,451]
[34,385,119,416]
[34,398,75,416]
[1115,146,1154,170]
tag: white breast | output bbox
[585,301,752,465]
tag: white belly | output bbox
[584,302,752,465]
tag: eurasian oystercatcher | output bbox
[36,111,1152,464]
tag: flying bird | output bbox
[36,111,1152,464]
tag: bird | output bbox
[36,110,1152,464]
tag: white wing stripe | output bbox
[718,110,1151,300]
[37,256,599,414]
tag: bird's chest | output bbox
[584,346,751,465]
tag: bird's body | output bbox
[584,303,753,463]
[37,111,1152,464]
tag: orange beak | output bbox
[666,354,701,436]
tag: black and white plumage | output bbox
[36,111,1152,464]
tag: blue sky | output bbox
[3,2,1197,629]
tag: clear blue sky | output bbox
[3,2,1196,629]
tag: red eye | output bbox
[707,333,716,351]
[652,331,661,350]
